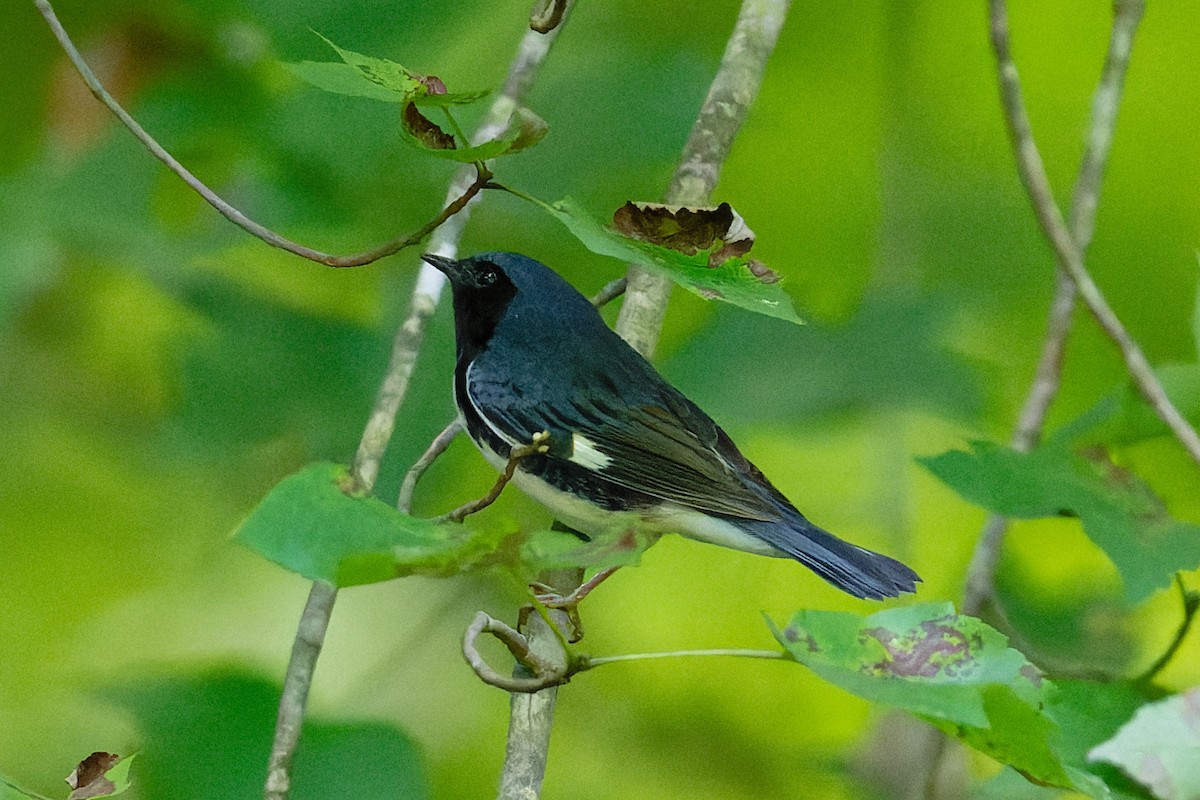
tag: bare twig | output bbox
[463,612,575,693]
[590,277,628,308]
[264,580,337,800]
[581,648,787,668]
[615,0,791,357]
[34,0,494,268]
[963,0,1147,618]
[440,432,550,523]
[987,0,1200,468]
[1134,576,1200,688]
[397,419,462,513]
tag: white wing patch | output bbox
[570,433,612,471]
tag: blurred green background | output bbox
[2,0,1198,798]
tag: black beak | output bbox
[420,253,460,278]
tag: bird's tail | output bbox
[741,516,920,600]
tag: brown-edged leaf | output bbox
[66,753,119,800]
[612,201,744,258]
[401,103,455,150]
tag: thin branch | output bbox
[463,612,574,694]
[34,0,494,269]
[614,0,791,357]
[439,432,550,523]
[988,0,1200,468]
[1134,576,1200,688]
[581,648,787,669]
[590,277,628,308]
[397,419,462,513]
[963,0,1147,618]
[264,580,337,800]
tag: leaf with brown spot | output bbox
[769,604,1110,797]
[540,197,802,323]
[65,752,134,800]
[401,103,455,150]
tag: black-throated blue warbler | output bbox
[421,251,920,599]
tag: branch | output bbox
[439,432,550,523]
[463,612,575,694]
[1134,576,1200,688]
[590,277,628,308]
[987,0,1200,467]
[581,648,787,668]
[397,419,462,513]
[263,580,337,800]
[615,0,791,357]
[34,0,495,268]
[963,0,1147,618]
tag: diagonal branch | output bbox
[34,0,490,268]
[986,0,1200,468]
[963,0,1146,617]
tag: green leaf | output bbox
[1088,688,1200,800]
[233,462,496,587]
[107,671,427,800]
[519,525,658,573]
[770,603,1108,797]
[538,197,803,324]
[285,61,404,102]
[102,754,136,798]
[313,32,422,98]
[0,776,35,800]
[920,442,1200,603]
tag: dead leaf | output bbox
[401,103,455,150]
[415,73,447,95]
[66,752,119,800]
[611,201,736,256]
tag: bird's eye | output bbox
[479,269,498,286]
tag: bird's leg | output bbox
[532,566,620,609]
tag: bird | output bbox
[421,251,920,600]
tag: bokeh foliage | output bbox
[2,1,1199,799]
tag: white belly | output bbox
[472,431,786,558]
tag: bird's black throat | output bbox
[449,280,518,367]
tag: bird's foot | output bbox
[531,566,620,609]
[528,567,620,643]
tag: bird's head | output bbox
[421,251,600,356]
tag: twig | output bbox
[463,612,575,693]
[988,0,1200,467]
[264,580,337,800]
[581,648,786,668]
[34,0,493,269]
[590,277,628,308]
[397,419,462,513]
[1134,576,1200,688]
[262,11,572,800]
[439,432,550,523]
[963,0,1147,619]
[614,0,791,357]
